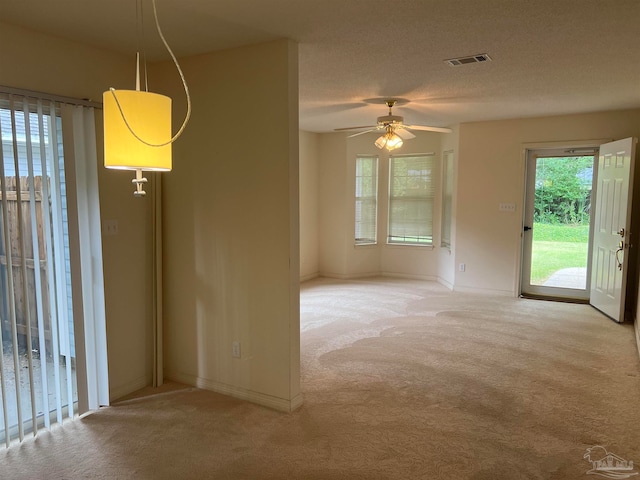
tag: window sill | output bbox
[354,242,378,248]
[385,243,434,250]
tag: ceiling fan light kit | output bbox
[374,127,404,151]
[335,99,452,151]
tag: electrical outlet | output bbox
[232,341,241,358]
[459,263,466,272]
[103,220,119,235]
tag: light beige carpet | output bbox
[2,276,639,479]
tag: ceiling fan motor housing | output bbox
[377,114,404,126]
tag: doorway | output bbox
[521,148,597,301]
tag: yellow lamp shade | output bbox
[103,89,172,171]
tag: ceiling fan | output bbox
[334,99,452,151]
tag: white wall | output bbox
[0,22,155,400]
[456,108,640,295]
[153,40,301,412]
[300,131,319,281]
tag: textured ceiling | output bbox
[1,0,639,132]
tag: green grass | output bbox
[533,223,590,242]
[530,223,589,285]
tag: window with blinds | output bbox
[355,155,378,245]
[388,154,435,245]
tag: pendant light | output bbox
[103,0,191,197]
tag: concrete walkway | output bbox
[1,349,75,442]
[543,267,587,289]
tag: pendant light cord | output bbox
[137,0,149,91]
[109,0,191,148]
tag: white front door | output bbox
[590,137,637,322]
[521,149,596,300]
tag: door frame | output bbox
[518,140,610,301]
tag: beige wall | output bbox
[317,130,449,280]
[300,131,319,281]
[0,22,155,400]
[456,108,640,295]
[318,133,349,276]
[153,40,301,411]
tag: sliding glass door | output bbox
[0,96,78,445]
[0,90,109,447]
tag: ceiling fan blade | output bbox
[334,125,378,132]
[395,128,416,140]
[405,124,453,134]
[347,129,378,138]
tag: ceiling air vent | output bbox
[444,53,492,66]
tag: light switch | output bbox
[499,203,516,212]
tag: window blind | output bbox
[355,155,378,244]
[388,154,434,245]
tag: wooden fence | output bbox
[0,176,51,349]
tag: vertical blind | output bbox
[0,90,108,447]
[355,155,378,244]
[388,154,435,245]
[62,103,109,415]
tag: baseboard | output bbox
[290,392,304,411]
[635,319,640,362]
[319,271,381,280]
[317,272,348,279]
[165,371,303,413]
[109,375,151,403]
[381,272,437,282]
[319,271,439,282]
[437,277,454,290]
[453,285,516,297]
[300,272,319,282]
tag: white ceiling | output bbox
[1,0,639,132]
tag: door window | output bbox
[522,149,596,300]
